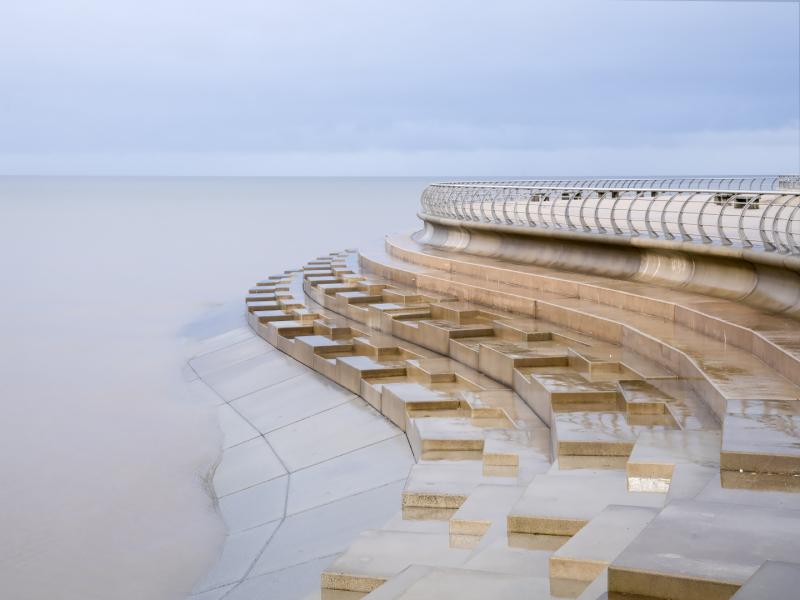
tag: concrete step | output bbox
[548,504,658,584]
[507,470,665,537]
[321,530,471,594]
[608,500,800,600]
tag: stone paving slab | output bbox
[609,500,800,600]
[402,461,519,510]
[322,530,472,593]
[361,566,551,600]
[730,560,800,599]
[721,398,800,477]
[204,350,310,401]
[189,337,274,377]
[231,371,356,434]
[266,398,400,471]
[508,470,665,536]
[449,484,526,537]
[626,429,721,493]
[212,436,286,497]
[286,435,413,515]
[250,481,406,578]
[549,504,658,582]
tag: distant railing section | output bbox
[440,176,799,192]
[420,177,800,255]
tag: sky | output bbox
[0,0,798,176]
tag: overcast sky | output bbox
[0,0,797,175]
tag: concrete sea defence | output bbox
[229,179,800,599]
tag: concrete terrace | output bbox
[195,179,800,600]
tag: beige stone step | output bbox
[262,319,315,344]
[617,378,718,430]
[626,429,721,494]
[416,320,496,354]
[291,307,322,321]
[292,334,356,366]
[306,275,342,286]
[692,470,800,511]
[336,355,408,394]
[402,461,521,515]
[321,530,471,593]
[379,512,450,535]
[245,290,278,301]
[336,290,385,304]
[360,375,414,411]
[507,470,665,536]
[251,309,294,323]
[379,382,463,431]
[314,320,356,339]
[255,280,290,290]
[553,411,662,466]
[246,300,281,313]
[478,341,571,387]
[617,379,676,415]
[721,398,800,485]
[319,282,361,296]
[408,417,485,461]
[462,538,551,578]
[729,560,800,599]
[608,500,800,600]
[448,336,500,369]
[567,349,642,382]
[448,484,526,541]
[405,357,505,391]
[516,369,620,426]
[548,504,658,583]
[482,428,551,476]
[361,565,551,600]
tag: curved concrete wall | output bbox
[416,217,800,319]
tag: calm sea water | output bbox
[0,177,426,600]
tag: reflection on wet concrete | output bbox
[187,325,414,599]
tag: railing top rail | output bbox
[425,184,797,195]
[428,175,800,192]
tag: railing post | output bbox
[758,194,784,251]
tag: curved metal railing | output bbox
[440,175,800,191]
[420,176,800,255]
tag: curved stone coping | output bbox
[417,215,800,316]
[186,321,414,600]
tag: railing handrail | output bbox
[419,177,800,259]
[429,175,800,192]
[425,184,792,195]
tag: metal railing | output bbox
[420,177,800,255]
[439,176,799,192]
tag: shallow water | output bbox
[0,177,424,600]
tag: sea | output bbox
[0,177,428,600]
